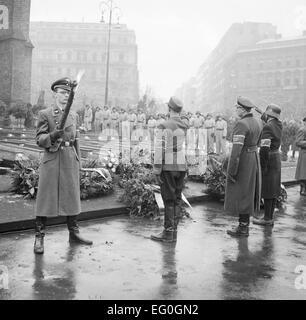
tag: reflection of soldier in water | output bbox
[32,246,78,300]
[221,229,275,299]
[156,243,178,299]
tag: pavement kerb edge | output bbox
[0,181,298,235]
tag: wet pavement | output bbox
[0,186,305,300]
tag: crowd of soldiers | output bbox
[80,104,229,155]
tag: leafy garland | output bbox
[117,161,159,217]
[10,159,114,200]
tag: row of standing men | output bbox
[82,104,228,155]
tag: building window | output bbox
[67,51,72,61]
[286,60,291,67]
[294,78,300,86]
[275,79,281,87]
[284,78,290,86]
[296,59,301,67]
[57,53,62,61]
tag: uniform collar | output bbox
[241,113,253,119]
[53,104,64,113]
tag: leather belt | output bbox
[245,146,258,152]
[216,129,224,131]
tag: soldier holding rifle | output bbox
[34,76,92,255]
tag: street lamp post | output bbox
[100,0,122,106]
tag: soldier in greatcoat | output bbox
[225,96,263,237]
[295,117,306,196]
[34,78,93,254]
[253,104,282,226]
[151,97,189,243]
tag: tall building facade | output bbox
[177,22,306,118]
[0,0,33,105]
[30,21,139,108]
[175,77,197,112]
[224,34,306,118]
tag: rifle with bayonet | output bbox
[49,70,85,153]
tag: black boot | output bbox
[300,181,306,196]
[253,199,274,226]
[151,205,176,243]
[227,214,249,237]
[151,227,176,242]
[34,216,46,254]
[66,216,93,245]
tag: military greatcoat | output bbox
[259,118,282,199]
[35,106,81,217]
[295,127,306,180]
[224,113,262,216]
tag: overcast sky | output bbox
[30,0,306,100]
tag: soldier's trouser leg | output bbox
[151,171,185,242]
[207,130,214,153]
[264,199,276,220]
[34,216,47,254]
[66,215,93,245]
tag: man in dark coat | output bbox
[253,104,282,226]
[34,77,93,255]
[225,96,263,237]
[295,117,306,195]
[151,97,189,242]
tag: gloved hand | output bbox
[50,129,64,142]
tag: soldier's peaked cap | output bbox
[51,77,72,92]
[236,96,256,109]
[168,96,183,113]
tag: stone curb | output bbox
[0,194,211,235]
[0,181,298,235]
